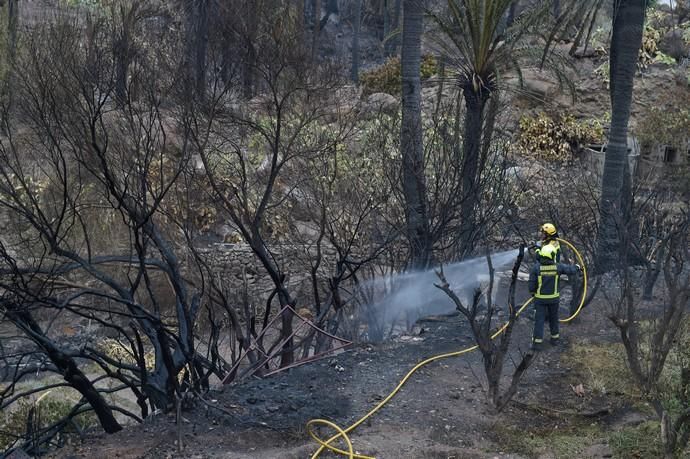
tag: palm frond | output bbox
[429,0,589,102]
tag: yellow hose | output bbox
[307,239,587,459]
[557,238,588,323]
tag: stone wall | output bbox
[197,243,339,303]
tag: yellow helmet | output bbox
[539,243,557,261]
[541,223,557,237]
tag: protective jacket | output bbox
[528,260,578,303]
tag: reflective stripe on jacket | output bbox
[536,264,559,299]
[528,261,579,301]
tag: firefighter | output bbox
[529,243,581,351]
[534,222,561,262]
[528,223,562,322]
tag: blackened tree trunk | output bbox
[185,0,209,101]
[383,0,391,50]
[304,0,311,28]
[596,0,646,271]
[8,0,18,59]
[114,39,130,103]
[389,0,402,56]
[114,4,133,105]
[312,0,321,61]
[400,0,432,268]
[242,0,259,99]
[382,0,402,55]
[391,0,402,54]
[459,87,489,259]
[351,0,362,83]
[195,0,209,101]
[7,308,122,434]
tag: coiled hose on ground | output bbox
[306,239,588,459]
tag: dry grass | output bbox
[562,339,641,399]
[491,422,603,459]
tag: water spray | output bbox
[364,249,519,328]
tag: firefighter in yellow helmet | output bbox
[528,244,581,351]
[534,223,561,263]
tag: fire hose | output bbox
[306,238,588,459]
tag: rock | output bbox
[512,69,559,101]
[659,30,689,62]
[618,411,647,427]
[365,92,399,116]
[582,443,613,458]
[572,46,601,59]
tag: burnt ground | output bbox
[46,284,653,459]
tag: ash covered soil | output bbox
[49,287,639,459]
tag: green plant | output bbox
[640,24,662,68]
[590,26,610,53]
[514,113,605,161]
[492,422,603,459]
[100,338,155,370]
[654,51,678,66]
[637,102,690,151]
[595,61,611,88]
[359,55,437,96]
[657,322,690,420]
[589,22,666,69]
[609,421,664,459]
[595,21,670,70]
[1,393,98,451]
[420,54,437,79]
[563,340,640,397]
[682,23,690,46]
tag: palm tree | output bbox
[595,0,646,271]
[401,0,432,268]
[430,0,581,257]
